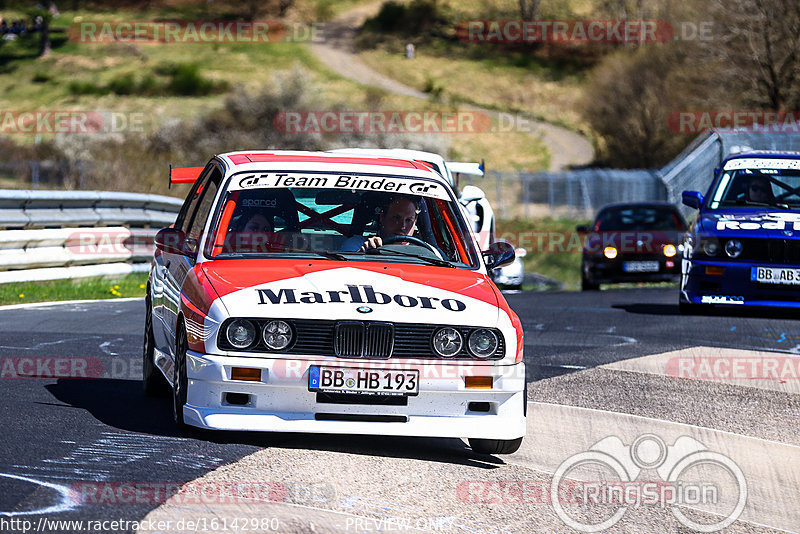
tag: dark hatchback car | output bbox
[578,202,688,290]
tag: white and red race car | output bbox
[144,151,526,454]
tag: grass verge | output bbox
[0,272,148,306]
[496,216,589,289]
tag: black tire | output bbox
[469,437,523,455]
[581,272,599,291]
[143,298,169,397]
[678,300,702,315]
[172,321,189,429]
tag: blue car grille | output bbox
[735,238,800,264]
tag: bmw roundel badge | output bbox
[356,306,372,313]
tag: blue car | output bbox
[680,151,800,312]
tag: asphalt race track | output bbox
[0,289,798,533]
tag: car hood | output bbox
[699,209,800,238]
[200,259,502,326]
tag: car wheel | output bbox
[469,437,523,455]
[143,298,168,397]
[678,300,702,315]
[581,270,599,291]
[172,321,189,429]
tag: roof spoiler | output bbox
[446,159,485,176]
[169,165,204,188]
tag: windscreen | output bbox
[595,206,686,231]
[204,172,479,268]
[708,168,800,209]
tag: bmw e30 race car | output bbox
[680,151,800,312]
[144,151,526,454]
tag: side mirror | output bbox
[155,227,189,255]
[681,191,704,210]
[483,240,515,271]
[459,185,486,203]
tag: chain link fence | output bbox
[458,130,800,220]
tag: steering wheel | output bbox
[382,235,444,259]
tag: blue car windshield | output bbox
[709,169,800,209]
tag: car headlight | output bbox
[432,327,463,357]
[663,244,677,257]
[701,238,720,256]
[725,239,743,258]
[603,246,618,259]
[468,329,498,358]
[262,320,293,350]
[226,319,257,349]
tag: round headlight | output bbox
[702,238,720,256]
[725,239,743,258]
[432,327,463,357]
[603,246,618,259]
[663,244,677,258]
[263,320,293,350]
[468,329,499,358]
[226,319,256,349]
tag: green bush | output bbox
[68,80,106,95]
[107,73,136,95]
[166,63,215,96]
[363,0,449,37]
[32,72,51,83]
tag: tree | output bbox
[581,46,694,168]
[707,0,800,110]
[519,0,540,19]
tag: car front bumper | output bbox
[584,254,679,284]
[682,259,800,307]
[182,352,527,440]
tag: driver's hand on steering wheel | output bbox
[358,236,383,252]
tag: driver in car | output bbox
[746,175,774,203]
[342,195,420,252]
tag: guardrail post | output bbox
[29,161,39,190]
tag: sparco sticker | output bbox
[231,173,450,200]
[257,284,467,311]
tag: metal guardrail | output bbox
[0,190,183,284]
[460,131,800,218]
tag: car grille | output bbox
[334,322,394,358]
[218,319,504,359]
[735,238,800,264]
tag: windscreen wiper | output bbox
[363,247,456,268]
[280,248,350,261]
[732,198,792,209]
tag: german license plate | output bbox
[623,261,659,273]
[752,266,800,285]
[308,366,419,396]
